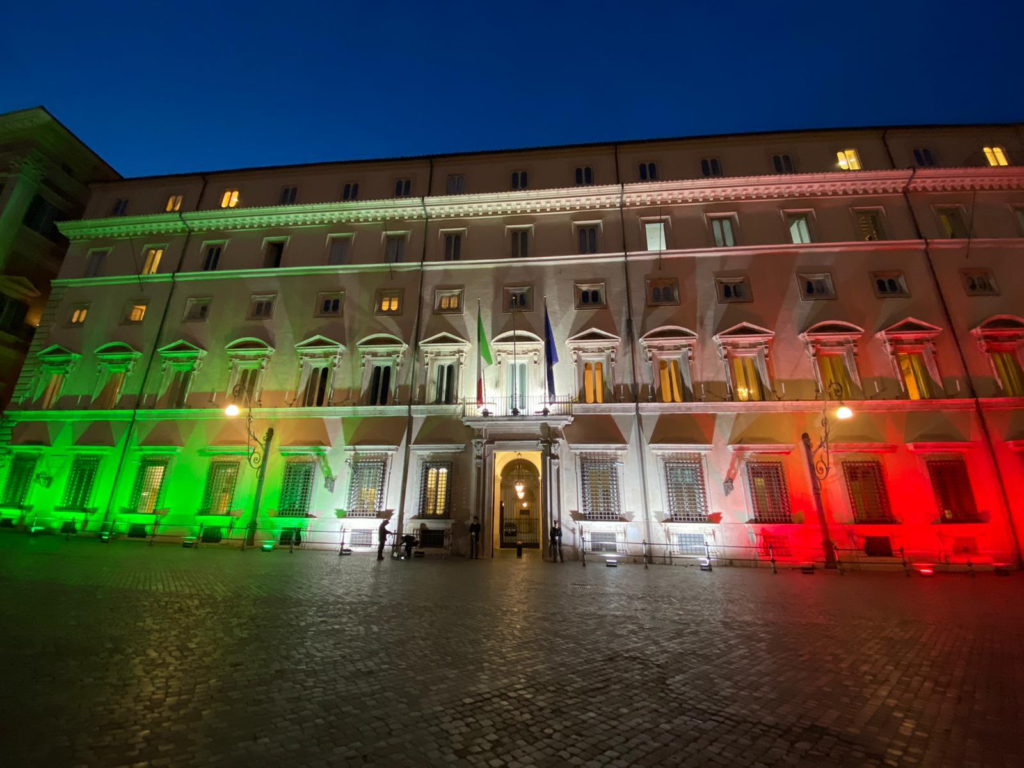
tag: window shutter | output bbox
[664,456,709,522]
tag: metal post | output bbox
[245,427,274,548]
[801,432,837,569]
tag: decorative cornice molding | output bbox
[59,214,189,241]
[907,166,1024,193]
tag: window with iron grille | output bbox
[664,457,709,522]
[842,461,894,523]
[347,458,386,517]
[420,529,446,548]
[62,455,100,509]
[927,458,980,523]
[589,531,617,552]
[279,459,316,517]
[745,461,792,523]
[580,456,621,520]
[129,458,169,514]
[350,529,373,547]
[675,533,705,556]
[2,454,38,508]
[200,460,240,515]
[420,461,452,518]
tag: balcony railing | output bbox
[463,395,573,419]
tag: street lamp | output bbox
[224,382,274,548]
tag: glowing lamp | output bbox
[514,480,524,495]
[224,403,240,417]
[835,404,853,420]
[261,542,275,552]
[521,501,527,508]
[917,566,934,577]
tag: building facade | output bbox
[1,124,1022,568]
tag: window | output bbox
[644,221,667,251]
[316,292,343,317]
[279,459,316,516]
[745,461,791,523]
[327,236,351,265]
[664,456,709,522]
[39,372,65,409]
[983,146,1009,167]
[871,271,909,298]
[420,461,452,517]
[434,288,463,314]
[971,316,1024,397]
[511,170,528,190]
[786,213,813,244]
[165,194,183,212]
[582,361,605,403]
[248,294,275,319]
[375,289,402,315]
[638,162,658,181]
[112,198,129,216]
[200,461,239,515]
[700,158,723,177]
[878,319,943,400]
[124,302,148,324]
[843,461,894,523]
[2,455,38,508]
[730,356,764,401]
[349,529,373,548]
[264,240,285,268]
[816,353,855,399]
[715,276,751,303]
[203,244,222,271]
[896,352,934,400]
[836,149,861,170]
[0,295,27,337]
[165,367,194,409]
[772,154,795,174]
[645,277,679,306]
[710,216,736,247]
[927,458,980,523]
[94,368,127,410]
[797,273,836,300]
[280,186,298,205]
[658,359,686,403]
[68,304,89,326]
[507,361,528,411]
[444,233,462,261]
[129,458,169,514]
[394,179,412,197]
[85,249,108,278]
[348,458,386,516]
[23,195,64,241]
[960,268,998,296]
[509,228,530,258]
[589,531,618,553]
[367,363,393,405]
[342,182,359,201]
[574,282,606,309]
[913,148,936,167]
[577,225,598,254]
[434,362,457,404]
[990,351,1024,397]
[446,175,466,195]
[855,210,885,241]
[220,190,240,208]
[575,166,594,186]
[384,234,406,263]
[580,456,621,520]
[62,455,100,509]
[937,208,968,238]
[302,364,331,407]
[503,286,533,312]
[184,297,211,322]
[141,247,163,275]
[674,533,705,555]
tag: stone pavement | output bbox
[0,536,1022,768]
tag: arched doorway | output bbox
[498,458,541,549]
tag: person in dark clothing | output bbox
[549,521,563,562]
[377,519,390,560]
[401,534,417,560]
[468,516,482,559]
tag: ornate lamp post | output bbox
[800,380,853,569]
[224,383,274,549]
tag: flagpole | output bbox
[543,296,549,405]
[476,298,482,408]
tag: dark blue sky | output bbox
[3,0,1021,178]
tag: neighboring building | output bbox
[0,107,119,406]
[2,124,1023,569]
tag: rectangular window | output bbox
[2,454,38,508]
[248,294,275,320]
[384,235,406,263]
[913,148,936,167]
[203,244,222,271]
[509,228,530,258]
[575,166,594,186]
[938,208,968,238]
[0,295,27,337]
[280,186,298,205]
[582,361,605,403]
[95,370,127,409]
[991,351,1024,397]
[574,282,606,309]
[745,461,791,523]
[772,154,795,174]
[316,292,343,317]
[62,455,100,509]
[184,297,211,322]
[730,356,764,402]
[855,210,885,241]
[700,157,723,177]
[375,289,402,315]
[39,373,65,409]
[112,198,129,216]
[264,240,285,268]
[446,175,466,195]
[129,458,169,514]
[837,149,862,170]
[715,276,751,303]
[817,354,854,399]
[675,533,705,556]
[23,195,64,241]
[644,221,667,251]
[589,531,618,553]
[786,213,813,244]
[507,360,527,411]
[348,458,386,516]
[797,273,836,300]
[434,361,457,404]
[710,217,736,247]
[165,194,183,212]
[843,461,894,523]
[665,456,709,522]
[511,170,528,190]
[896,351,933,400]
[960,268,998,296]
[124,301,148,324]
[434,288,463,314]
[141,247,163,275]
[658,358,686,403]
[927,458,979,522]
[983,146,1009,167]
[200,460,240,515]
[85,249,109,278]
[342,182,359,201]
[302,365,331,407]
[220,190,240,208]
[638,162,658,181]
[420,461,452,518]
[503,286,533,312]
[367,363,393,405]
[350,529,373,547]
[577,225,599,254]
[580,456,621,521]
[394,179,412,197]
[166,368,193,409]
[67,304,90,326]
[327,236,351,265]
[871,271,909,298]
[646,277,679,306]
[279,459,316,516]
[444,233,462,261]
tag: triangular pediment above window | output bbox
[878,317,942,340]
[38,344,80,364]
[157,339,206,360]
[295,334,345,353]
[800,320,864,341]
[713,322,774,345]
[420,331,469,348]
[94,342,141,361]
[226,337,274,357]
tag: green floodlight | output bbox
[261,541,275,552]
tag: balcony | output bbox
[463,395,573,419]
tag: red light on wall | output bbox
[916,566,935,577]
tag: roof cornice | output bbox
[906,166,1024,193]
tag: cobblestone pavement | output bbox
[0,537,1022,768]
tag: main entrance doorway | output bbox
[494,453,542,549]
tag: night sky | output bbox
[3,0,1021,178]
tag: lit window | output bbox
[444,233,462,261]
[927,458,980,523]
[394,179,412,197]
[574,283,605,309]
[937,208,968,238]
[843,461,895,523]
[68,305,89,326]
[141,248,163,275]
[446,175,466,195]
[503,286,533,312]
[434,288,463,314]
[730,356,763,401]
[913,148,936,167]
[960,268,998,296]
[280,186,298,205]
[511,170,528,190]
[220,190,240,208]
[644,221,667,251]
[112,198,129,216]
[575,166,594,186]
[983,146,1009,167]
[638,162,658,181]
[871,271,909,298]
[896,352,933,400]
[971,315,1024,397]
[129,458,169,514]
[348,458,386,516]
[710,217,736,247]
[203,244,222,271]
[991,351,1024,397]
[421,461,452,517]
[786,213,813,244]
[342,182,359,201]
[772,154,795,174]
[700,158,723,177]
[745,461,791,523]
[646,277,679,306]
[184,297,211,322]
[577,225,599,255]
[375,290,402,315]
[384,235,406,263]
[582,361,605,403]
[124,302,148,324]
[328,236,351,265]
[658,359,685,403]
[855,210,885,241]
[509,229,530,258]
[316,292,343,317]
[797,273,836,300]
[817,354,855,399]
[248,295,275,320]
[837,149,861,170]
[879,319,943,400]
[715,276,751,303]
[165,195,183,212]
[39,372,65,409]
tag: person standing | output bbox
[377,519,390,560]
[549,521,563,563]
[469,516,482,559]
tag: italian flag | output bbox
[476,301,493,405]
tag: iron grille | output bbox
[589,531,618,552]
[200,460,240,515]
[675,533,705,556]
[842,461,894,523]
[61,455,100,509]
[745,461,792,523]
[2,454,38,507]
[927,458,980,523]
[350,529,373,548]
[419,529,446,548]
[420,461,453,518]
[581,455,621,520]
[664,456,709,522]
[347,458,386,517]
[279,459,316,517]
[129,458,168,514]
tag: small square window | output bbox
[342,182,359,201]
[67,304,89,326]
[315,292,344,317]
[837,149,862,171]
[220,190,240,208]
[165,194,183,212]
[960,268,999,296]
[446,174,466,195]
[203,243,223,271]
[327,236,351,265]
[141,247,163,275]
[443,232,463,261]
[263,240,285,268]
[937,208,968,239]
[646,277,679,306]
[797,273,836,300]
[394,179,412,197]
[375,289,403,315]
[184,297,211,322]
[855,210,886,241]
[280,186,298,205]
[913,148,936,167]
[785,212,813,244]
[124,301,148,324]
[248,294,276,319]
[709,216,737,247]
[983,146,1010,167]
[871,271,910,298]
[503,286,533,312]
[384,234,407,263]
[511,170,529,190]
[644,221,668,251]
[509,228,530,258]
[434,288,464,314]
[700,158,723,177]
[112,198,129,216]
[638,162,658,181]
[575,166,594,186]
[772,154,795,174]
[715,276,752,304]
[574,282,606,309]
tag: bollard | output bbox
[834,543,842,576]
[642,540,649,569]
[769,544,777,575]
[516,540,523,559]
[900,546,910,577]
